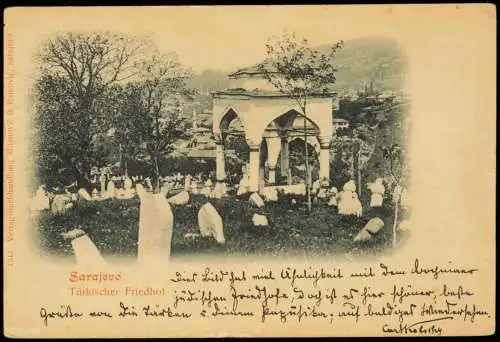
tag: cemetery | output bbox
[30,32,411,264]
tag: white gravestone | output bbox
[201,179,213,197]
[99,174,106,194]
[249,192,265,208]
[184,174,192,192]
[51,194,71,215]
[338,180,363,217]
[252,214,269,227]
[67,230,107,268]
[328,187,339,207]
[136,184,174,264]
[353,217,385,242]
[190,180,199,194]
[237,174,250,196]
[260,187,278,202]
[106,181,116,198]
[367,178,385,207]
[198,202,225,244]
[78,188,93,201]
[167,191,189,205]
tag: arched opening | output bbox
[220,109,248,187]
[286,138,319,183]
[262,109,322,186]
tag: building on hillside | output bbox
[210,62,337,196]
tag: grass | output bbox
[36,191,410,263]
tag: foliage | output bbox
[36,194,408,260]
[32,32,194,191]
[257,31,343,211]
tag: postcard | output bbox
[3,4,496,337]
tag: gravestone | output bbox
[78,188,93,201]
[63,229,107,268]
[252,213,268,227]
[190,180,198,194]
[249,192,265,208]
[338,180,363,217]
[106,181,116,198]
[51,194,71,215]
[201,179,213,197]
[136,184,174,264]
[198,202,225,244]
[368,178,385,207]
[167,191,189,205]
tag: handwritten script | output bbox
[39,258,490,336]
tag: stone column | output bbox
[318,136,332,187]
[214,138,227,197]
[280,136,290,184]
[265,136,281,185]
[248,144,260,193]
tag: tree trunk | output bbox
[392,198,399,248]
[304,119,311,213]
[124,158,128,178]
[153,155,160,193]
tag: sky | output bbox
[8,5,414,75]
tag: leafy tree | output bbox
[134,52,193,192]
[258,31,343,212]
[33,32,149,189]
[103,83,150,177]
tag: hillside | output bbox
[187,36,408,99]
[317,36,408,91]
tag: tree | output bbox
[135,52,193,192]
[258,31,343,212]
[102,83,150,177]
[381,144,408,248]
[33,32,149,189]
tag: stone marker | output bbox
[145,178,153,191]
[99,174,106,194]
[190,180,199,194]
[201,179,213,197]
[198,202,225,244]
[353,229,372,242]
[78,188,93,201]
[184,174,192,192]
[312,179,321,194]
[338,180,363,217]
[260,187,278,202]
[51,194,71,215]
[249,192,265,208]
[106,181,116,198]
[328,187,339,207]
[368,178,385,207]
[62,229,107,268]
[136,184,174,264]
[317,187,329,199]
[237,175,250,196]
[124,177,132,191]
[252,213,268,227]
[364,217,385,234]
[167,191,190,205]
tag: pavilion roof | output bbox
[228,59,276,78]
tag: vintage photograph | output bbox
[4,5,496,338]
[27,28,411,264]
